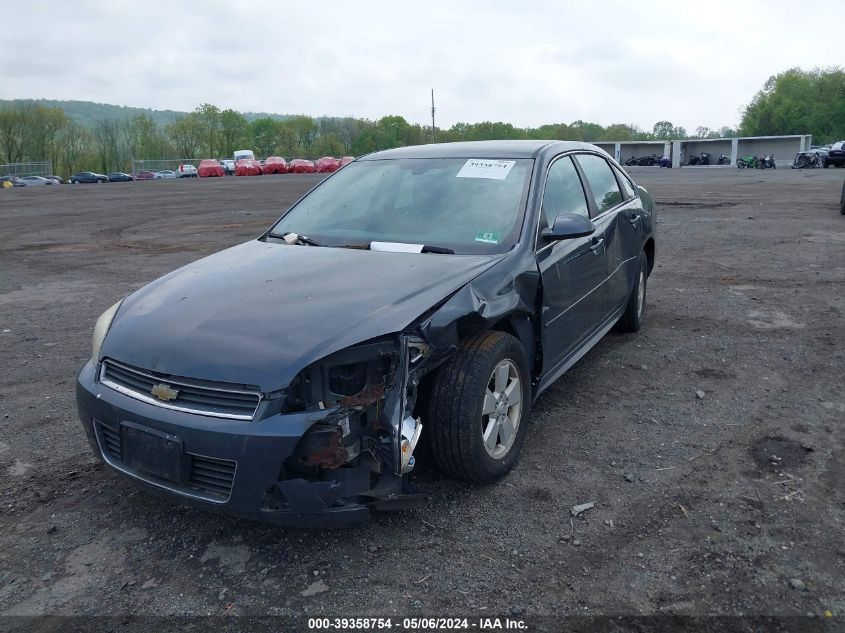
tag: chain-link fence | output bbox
[0,161,53,177]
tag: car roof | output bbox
[361,140,599,160]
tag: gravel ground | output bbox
[0,168,842,622]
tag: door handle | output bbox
[629,213,641,226]
[589,237,604,253]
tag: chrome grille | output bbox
[100,359,261,420]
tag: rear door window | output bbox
[575,154,623,215]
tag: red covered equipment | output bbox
[263,156,289,174]
[340,156,354,167]
[315,157,341,173]
[198,159,225,178]
[235,159,263,176]
[289,159,316,174]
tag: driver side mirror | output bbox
[541,213,596,241]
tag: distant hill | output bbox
[0,99,297,127]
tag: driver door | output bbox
[536,155,607,370]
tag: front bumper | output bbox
[76,360,392,527]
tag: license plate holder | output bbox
[120,421,186,483]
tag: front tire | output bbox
[616,252,648,333]
[427,331,530,484]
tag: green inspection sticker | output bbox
[474,231,500,244]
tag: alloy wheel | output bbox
[480,359,522,459]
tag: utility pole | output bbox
[431,89,437,142]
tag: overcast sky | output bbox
[2,1,842,132]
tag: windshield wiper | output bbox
[421,245,455,254]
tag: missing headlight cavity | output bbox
[282,334,432,498]
[283,339,400,483]
[300,338,398,409]
[328,362,369,396]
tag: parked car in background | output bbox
[807,147,830,168]
[47,175,65,184]
[315,157,342,173]
[221,159,235,175]
[234,159,263,176]
[233,149,255,164]
[0,176,24,188]
[289,158,316,173]
[19,175,56,186]
[154,170,177,179]
[70,172,108,184]
[133,171,156,181]
[177,164,198,178]
[198,159,225,178]
[791,151,825,169]
[75,140,656,527]
[263,156,289,174]
[827,141,845,168]
[107,172,135,182]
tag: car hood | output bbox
[101,240,503,392]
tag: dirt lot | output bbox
[0,169,843,623]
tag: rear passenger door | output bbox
[572,154,635,316]
[607,164,645,312]
[536,155,607,369]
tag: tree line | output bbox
[738,67,845,142]
[0,103,730,177]
[1,66,841,177]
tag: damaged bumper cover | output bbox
[75,334,430,528]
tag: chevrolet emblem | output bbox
[151,383,179,401]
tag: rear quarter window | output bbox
[613,166,636,200]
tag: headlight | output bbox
[92,300,122,362]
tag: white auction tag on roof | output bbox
[456,159,516,180]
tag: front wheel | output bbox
[427,331,530,484]
[737,161,745,169]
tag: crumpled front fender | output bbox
[417,251,542,373]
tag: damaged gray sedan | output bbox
[75,140,656,527]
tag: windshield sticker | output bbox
[474,231,500,244]
[456,159,516,180]
[370,241,424,253]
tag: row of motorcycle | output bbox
[624,154,663,166]
[736,154,777,169]
[624,152,732,167]
[624,152,777,168]
[688,152,731,166]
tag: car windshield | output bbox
[269,157,533,254]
